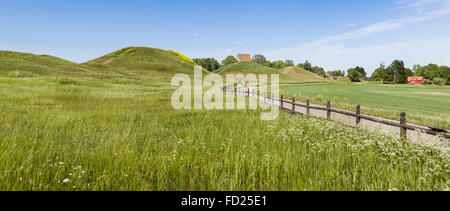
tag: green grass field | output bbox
[0,48,448,191]
[280,83,450,128]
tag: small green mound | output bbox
[216,62,304,83]
[216,62,280,75]
[282,66,324,80]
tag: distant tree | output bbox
[285,60,295,66]
[439,66,450,84]
[311,66,325,76]
[303,60,313,72]
[221,55,238,66]
[296,63,305,69]
[370,63,386,82]
[356,66,367,79]
[264,61,274,68]
[193,58,221,72]
[252,54,267,65]
[272,60,286,69]
[412,64,422,75]
[405,68,413,79]
[388,60,408,84]
[415,64,449,84]
[328,70,345,77]
[421,64,440,80]
[347,66,367,82]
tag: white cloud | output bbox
[397,0,445,8]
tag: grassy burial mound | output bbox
[216,62,280,75]
[86,47,205,76]
[0,51,93,77]
[216,62,300,83]
[282,66,324,81]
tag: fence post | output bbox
[281,95,284,109]
[247,88,250,97]
[356,105,361,126]
[292,97,296,114]
[400,112,407,139]
[327,101,331,120]
[306,100,310,116]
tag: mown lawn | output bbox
[0,75,448,191]
[280,83,450,129]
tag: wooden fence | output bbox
[223,86,450,140]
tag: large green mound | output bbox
[0,51,93,77]
[282,66,324,80]
[86,47,202,75]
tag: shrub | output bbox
[112,48,126,57]
[333,96,340,102]
[433,78,447,86]
[315,94,324,101]
[423,79,433,85]
[123,48,136,55]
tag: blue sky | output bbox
[1,0,450,73]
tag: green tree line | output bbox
[370,60,449,85]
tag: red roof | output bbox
[325,73,331,77]
[237,54,251,62]
[407,77,424,84]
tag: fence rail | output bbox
[223,86,450,140]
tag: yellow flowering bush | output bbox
[111,49,125,56]
[168,50,195,64]
[124,48,136,55]
[315,94,324,101]
[333,96,340,102]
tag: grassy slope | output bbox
[86,47,207,76]
[281,66,324,81]
[0,51,95,77]
[281,83,450,128]
[216,62,303,84]
[0,48,448,191]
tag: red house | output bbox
[237,54,251,62]
[406,77,424,84]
